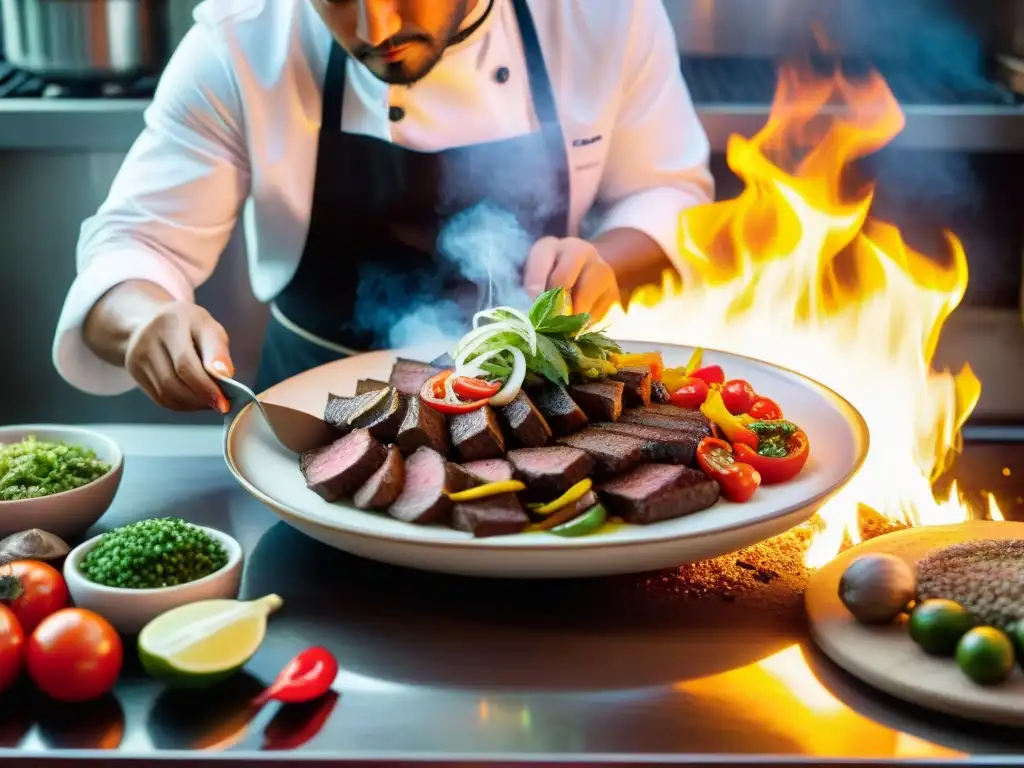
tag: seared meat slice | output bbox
[353,445,405,510]
[396,396,450,456]
[598,464,721,524]
[530,383,588,436]
[569,380,625,423]
[530,489,599,532]
[301,429,388,503]
[611,366,653,407]
[461,458,514,484]
[324,390,388,433]
[453,493,530,538]
[651,380,671,404]
[507,446,593,498]
[619,408,712,437]
[388,447,461,524]
[349,387,407,442]
[590,422,701,465]
[640,403,711,426]
[558,429,646,475]
[389,358,443,396]
[450,406,505,461]
[355,378,390,395]
[447,462,479,492]
[499,391,552,447]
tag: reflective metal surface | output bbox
[0,425,1022,765]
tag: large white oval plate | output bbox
[226,342,868,578]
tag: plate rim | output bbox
[224,342,870,551]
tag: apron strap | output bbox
[511,0,560,128]
[322,41,348,130]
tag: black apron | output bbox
[255,0,570,392]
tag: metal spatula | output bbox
[212,372,339,455]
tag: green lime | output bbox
[551,504,607,538]
[138,594,282,688]
[1007,622,1024,670]
[908,599,973,656]
[956,627,1015,685]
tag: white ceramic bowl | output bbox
[0,424,124,540]
[63,526,243,634]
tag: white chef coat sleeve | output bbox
[52,19,250,396]
[592,0,714,271]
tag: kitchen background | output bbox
[1,0,1023,426]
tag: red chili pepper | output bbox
[419,371,490,414]
[668,377,709,409]
[732,429,810,485]
[452,376,501,401]
[690,365,725,387]
[720,379,757,415]
[262,692,340,751]
[696,437,761,503]
[253,647,338,706]
[748,396,783,420]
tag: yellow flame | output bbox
[607,66,998,565]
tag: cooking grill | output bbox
[0,61,157,99]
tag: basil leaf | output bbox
[480,361,513,379]
[529,334,570,385]
[577,331,621,355]
[536,313,588,336]
[529,288,564,328]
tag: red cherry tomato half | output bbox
[669,377,710,409]
[721,379,757,415]
[26,608,123,703]
[5,560,69,634]
[452,376,501,401]
[748,397,783,421]
[0,604,24,695]
[689,365,725,387]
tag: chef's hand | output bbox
[124,302,234,414]
[524,237,619,321]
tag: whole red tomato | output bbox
[689,365,725,387]
[748,396,783,420]
[721,379,757,415]
[669,377,709,409]
[5,560,69,633]
[27,608,123,703]
[0,604,24,695]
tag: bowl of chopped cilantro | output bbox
[63,518,243,634]
[0,425,123,539]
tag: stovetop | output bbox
[0,61,157,100]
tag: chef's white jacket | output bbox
[52,0,714,395]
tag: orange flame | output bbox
[607,65,993,565]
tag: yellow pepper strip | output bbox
[684,347,704,375]
[531,478,593,516]
[448,480,526,502]
[661,366,689,393]
[700,389,759,449]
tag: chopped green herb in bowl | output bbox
[0,436,112,501]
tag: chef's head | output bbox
[313,0,475,85]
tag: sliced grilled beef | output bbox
[507,446,593,498]
[611,366,653,407]
[388,447,460,524]
[619,408,712,437]
[558,429,646,475]
[530,489,599,532]
[530,383,588,436]
[461,458,514,484]
[349,387,407,442]
[355,378,390,395]
[590,421,701,465]
[499,391,552,447]
[431,352,457,368]
[450,406,505,461]
[569,380,624,422]
[396,396,450,456]
[301,429,388,503]
[389,358,443,396]
[353,445,405,510]
[641,403,711,425]
[598,464,721,524]
[324,391,387,433]
[447,462,479,492]
[452,493,530,538]
[651,380,671,404]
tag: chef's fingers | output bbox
[523,237,560,297]
[590,287,619,325]
[569,258,616,317]
[171,342,230,414]
[546,244,590,295]
[134,347,207,412]
[194,319,235,379]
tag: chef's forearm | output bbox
[592,227,673,299]
[82,280,176,367]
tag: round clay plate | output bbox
[225,342,867,578]
[806,521,1024,727]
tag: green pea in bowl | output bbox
[0,425,124,539]
[64,522,243,634]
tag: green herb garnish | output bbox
[0,436,111,501]
[748,420,799,458]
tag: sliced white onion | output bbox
[488,347,526,406]
[455,347,507,379]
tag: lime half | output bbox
[138,594,283,688]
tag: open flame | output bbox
[606,64,1000,566]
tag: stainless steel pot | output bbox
[1,0,194,83]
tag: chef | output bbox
[52,0,713,414]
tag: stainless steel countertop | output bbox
[0,425,1022,766]
[3,99,1024,152]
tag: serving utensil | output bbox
[212,373,338,455]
